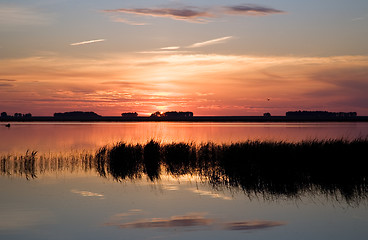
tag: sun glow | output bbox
[1,54,367,116]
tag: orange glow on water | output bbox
[1,122,367,153]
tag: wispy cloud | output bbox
[0,83,14,87]
[0,79,16,82]
[154,36,233,53]
[196,92,214,97]
[188,36,233,48]
[103,7,212,23]
[160,46,181,50]
[224,4,286,16]
[2,54,367,116]
[70,39,106,46]
[103,4,285,23]
[108,16,149,26]
[0,79,16,87]
[351,15,367,22]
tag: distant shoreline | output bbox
[2,116,368,122]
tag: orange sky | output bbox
[1,1,368,116]
[1,53,368,116]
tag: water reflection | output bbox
[2,139,367,205]
[1,122,367,153]
[105,211,285,231]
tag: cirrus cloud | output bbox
[188,36,233,48]
[103,7,212,23]
[103,4,285,23]
[70,39,106,46]
[224,4,285,15]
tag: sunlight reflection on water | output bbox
[1,122,367,153]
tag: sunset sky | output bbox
[1,0,368,116]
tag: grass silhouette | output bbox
[2,138,368,203]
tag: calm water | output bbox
[1,122,368,240]
[1,122,368,153]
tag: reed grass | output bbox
[1,138,368,203]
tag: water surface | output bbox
[1,122,367,153]
[1,122,368,240]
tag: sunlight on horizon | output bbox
[1,54,367,116]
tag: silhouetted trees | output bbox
[53,111,101,119]
[150,111,163,118]
[0,112,32,120]
[121,112,138,118]
[150,111,194,119]
[286,111,357,118]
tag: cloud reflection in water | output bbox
[106,212,285,232]
[71,189,104,199]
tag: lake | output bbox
[1,122,368,153]
[1,122,368,240]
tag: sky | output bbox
[0,0,368,116]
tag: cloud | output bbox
[0,79,16,87]
[70,39,106,46]
[103,7,212,23]
[108,16,149,25]
[2,54,367,116]
[224,4,286,16]
[0,83,14,87]
[224,220,286,231]
[154,36,232,53]
[196,92,214,96]
[351,15,367,22]
[103,4,285,23]
[138,50,189,54]
[160,46,181,50]
[0,79,16,82]
[188,36,233,48]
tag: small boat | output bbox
[5,123,10,128]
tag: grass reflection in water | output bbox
[1,139,368,204]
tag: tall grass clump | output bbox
[1,150,95,179]
[0,150,37,179]
[1,138,367,203]
[105,142,143,181]
[163,142,196,176]
[143,140,161,180]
